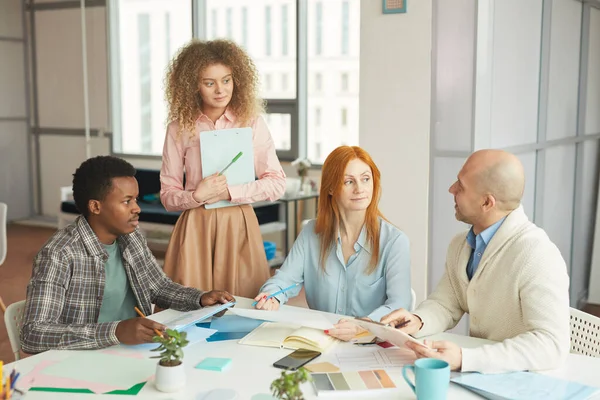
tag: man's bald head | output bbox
[463,150,525,212]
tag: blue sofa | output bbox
[60,168,281,226]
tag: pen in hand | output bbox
[387,319,411,329]
[134,306,164,338]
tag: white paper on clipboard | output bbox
[199,127,255,209]
[349,319,428,349]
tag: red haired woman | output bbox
[254,146,411,340]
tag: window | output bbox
[265,6,272,56]
[241,7,248,49]
[164,13,171,63]
[282,5,288,56]
[315,2,322,56]
[341,72,349,91]
[315,73,322,92]
[307,0,359,163]
[211,9,217,38]
[265,74,272,91]
[109,0,193,155]
[109,0,359,162]
[282,73,289,91]
[341,1,349,55]
[226,8,233,39]
[138,14,152,153]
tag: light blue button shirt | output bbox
[466,217,506,280]
[260,218,411,322]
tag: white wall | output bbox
[359,1,432,303]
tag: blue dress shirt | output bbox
[260,219,411,322]
[466,217,506,280]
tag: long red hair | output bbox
[315,146,384,274]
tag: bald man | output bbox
[381,150,570,373]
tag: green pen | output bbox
[218,151,243,175]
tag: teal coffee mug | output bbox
[402,358,450,400]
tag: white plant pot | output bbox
[155,362,186,393]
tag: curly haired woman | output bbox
[160,39,286,298]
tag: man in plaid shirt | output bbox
[21,156,234,353]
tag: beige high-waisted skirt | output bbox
[162,204,269,298]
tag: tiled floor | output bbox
[0,224,598,363]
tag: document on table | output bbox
[451,371,600,400]
[149,301,235,331]
[229,308,337,330]
[324,346,416,370]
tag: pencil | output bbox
[252,283,301,306]
[134,306,164,338]
[5,375,10,400]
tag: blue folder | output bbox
[451,371,599,400]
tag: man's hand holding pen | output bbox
[380,308,424,335]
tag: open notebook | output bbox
[238,322,338,353]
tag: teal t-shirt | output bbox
[97,241,138,323]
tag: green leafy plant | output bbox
[151,329,189,367]
[270,367,312,400]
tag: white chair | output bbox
[410,288,416,312]
[0,202,7,313]
[4,300,26,361]
[569,307,600,358]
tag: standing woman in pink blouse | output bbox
[160,39,286,298]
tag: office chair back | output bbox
[5,300,26,361]
[569,307,600,358]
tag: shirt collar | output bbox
[466,217,506,249]
[76,216,131,257]
[337,224,371,254]
[197,108,235,123]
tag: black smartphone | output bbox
[273,349,321,370]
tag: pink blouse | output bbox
[160,109,286,212]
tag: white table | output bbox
[7,298,600,399]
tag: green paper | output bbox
[29,382,146,395]
[41,352,155,389]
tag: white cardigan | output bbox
[415,206,570,373]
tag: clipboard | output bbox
[199,127,255,209]
[149,301,236,331]
[349,318,428,349]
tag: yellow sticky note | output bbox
[305,362,340,373]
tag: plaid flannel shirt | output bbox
[21,216,204,353]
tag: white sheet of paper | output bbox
[349,319,427,348]
[149,302,235,331]
[326,346,416,370]
[229,308,337,330]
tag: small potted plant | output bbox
[291,158,312,193]
[151,329,189,393]
[270,367,312,400]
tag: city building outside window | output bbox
[109,0,359,164]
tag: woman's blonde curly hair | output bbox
[165,39,265,138]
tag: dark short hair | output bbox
[72,156,136,217]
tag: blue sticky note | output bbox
[195,357,232,372]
